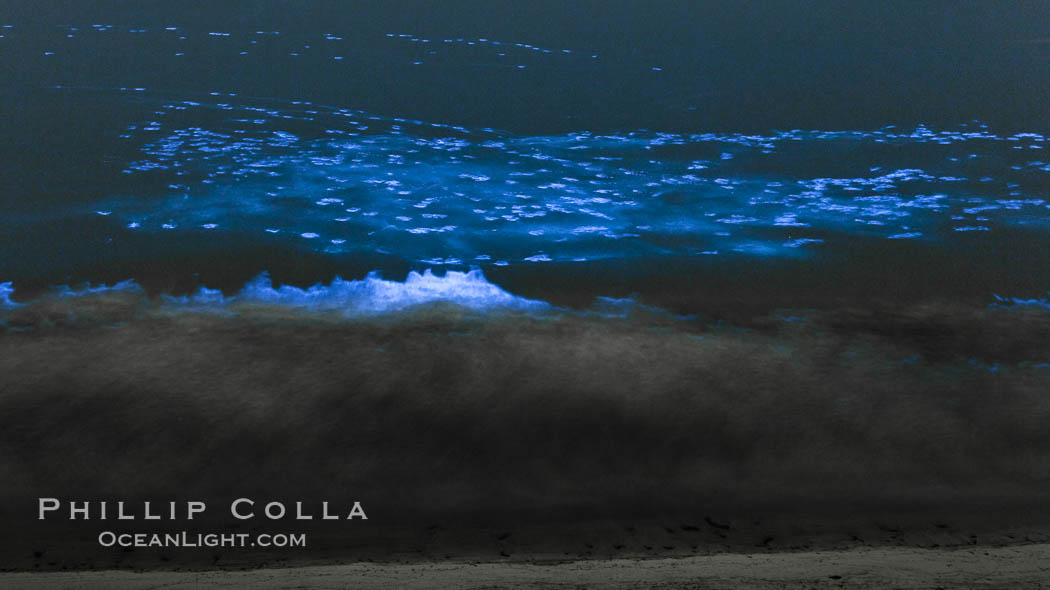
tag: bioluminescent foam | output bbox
[0,283,17,308]
[4,20,1049,273]
[37,91,1043,269]
[53,280,141,298]
[226,269,548,314]
[991,293,1050,310]
[3,270,549,317]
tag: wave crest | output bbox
[0,283,17,308]
[229,269,549,315]
[4,270,549,319]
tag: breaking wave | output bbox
[0,283,16,308]
[992,293,1050,310]
[178,269,549,314]
[1,269,550,322]
[6,267,1050,331]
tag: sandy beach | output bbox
[4,543,1049,589]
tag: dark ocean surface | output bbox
[1,1,1049,312]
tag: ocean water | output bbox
[1,2,1049,313]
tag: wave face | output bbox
[0,283,15,307]
[3,285,1050,568]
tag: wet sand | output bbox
[4,543,1050,589]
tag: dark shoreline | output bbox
[4,544,1050,589]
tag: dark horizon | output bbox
[2,1,1048,134]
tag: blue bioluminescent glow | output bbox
[79,96,1047,267]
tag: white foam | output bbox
[1,271,549,318]
[233,269,548,315]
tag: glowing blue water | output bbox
[83,95,1048,266]
[2,16,1048,306]
[170,269,549,314]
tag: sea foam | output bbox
[991,293,1050,310]
[0,283,17,308]
[156,269,545,316]
[230,269,548,315]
